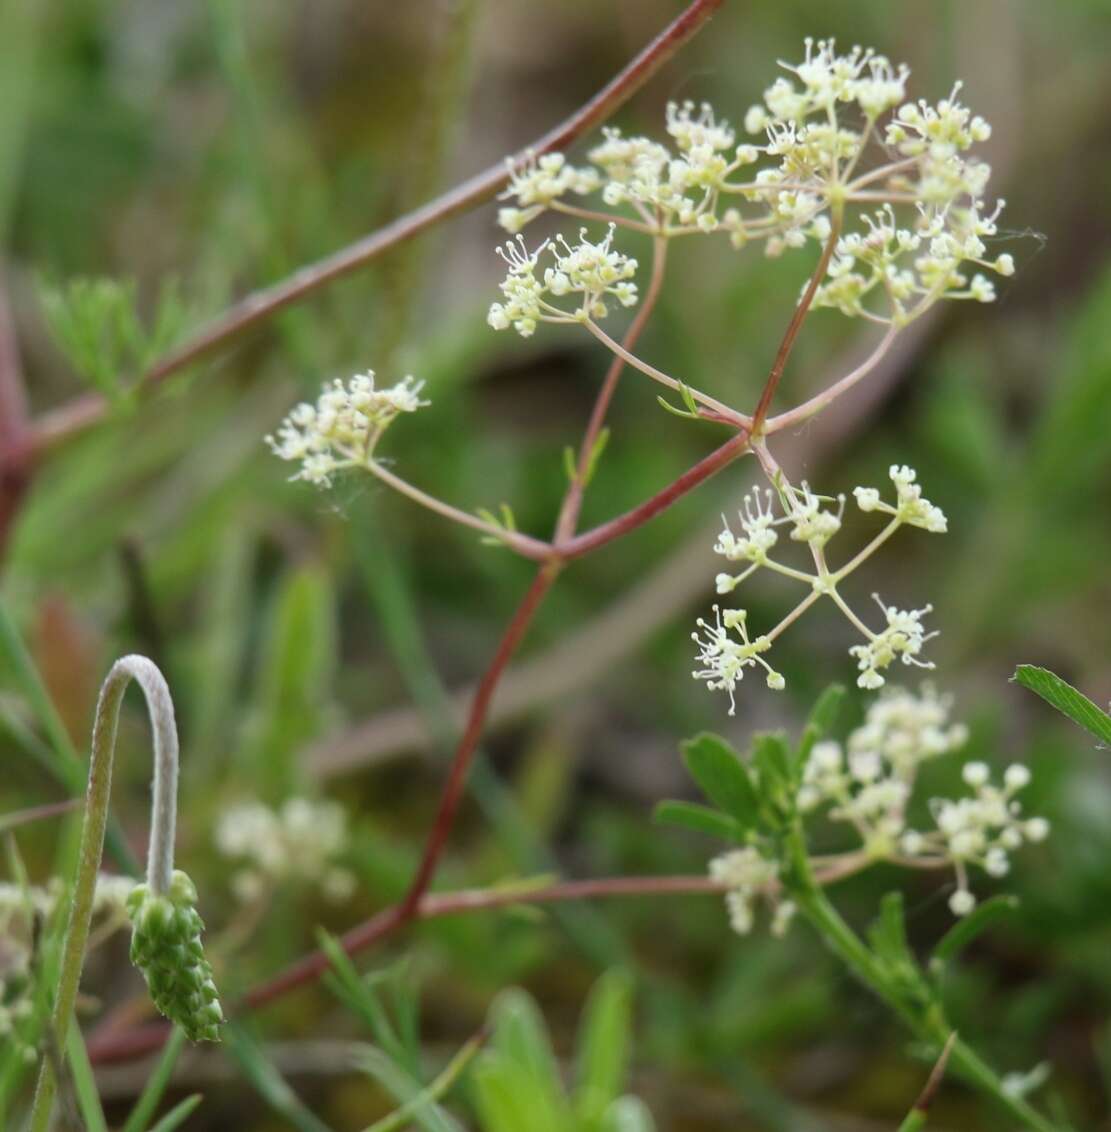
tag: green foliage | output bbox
[241,565,337,798]
[472,971,650,1132]
[678,732,761,831]
[121,1027,188,1132]
[38,275,190,401]
[931,895,1020,970]
[1013,666,1111,746]
[66,1021,109,1132]
[225,1024,334,1132]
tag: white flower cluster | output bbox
[492,39,1013,326]
[708,847,795,937]
[853,464,947,533]
[497,152,601,233]
[906,761,1050,916]
[795,686,1048,916]
[214,797,356,904]
[797,686,968,851]
[696,467,946,710]
[691,605,784,715]
[267,371,428,487]
[487,227,638,337]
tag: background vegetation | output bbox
[2,1,1110,1128]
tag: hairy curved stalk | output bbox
[29,655,182,1132]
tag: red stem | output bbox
[27,0,726,460]
[749,216,841,431]
[560,428,749,559]
[554,236,669,543]
[88,854,871,1064]
[396,562,562,918]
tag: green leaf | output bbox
[472,1054,542,1132]
[680,733,760,828]
[653,800,745,841]
[475,989,571,1132]
[563,446,578,483]
[931,895,1019,969]
[66,1021,109,1132]
[1012,665,1111,745]
[242,566,336,798]
[147,1095,203,1132]
[574,969,633,1122]
[795,684,846,769]
[583,428,611,487]
[655,394,699,420]
[489,989,565,1103]
[121,1027,187,1132]
[868,892,912,968]
[752,731,792,790]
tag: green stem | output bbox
[782,822,1059,1132]
[28,655,181,1132]
[359,1031,485,1132]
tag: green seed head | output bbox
[127,869,223,1042]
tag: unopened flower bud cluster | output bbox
[127,869,223,1041]
[694,465,946,713]
[214,796,356,904]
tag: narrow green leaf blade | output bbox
[66,1021,109,1132]
[795,684,846,769]
[225,1024,335,1132]
[574,969,633,1122]
[932,895,1018,968]
[121,1027,187,1132]
[147,1095,203,1132]
[652,800,744,842]
[1013,665,1111,745]
[679,733,760,828]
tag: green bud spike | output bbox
[127,870,222,1042]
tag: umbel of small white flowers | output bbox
[214,796,355,905]
[267,371,428,487]
[693,465,946,713]
[709,687,1050,933]
[494,39,1014,332]
[796,686,1049,917]
[486,225,639,338]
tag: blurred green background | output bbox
[2,1,1110,1128]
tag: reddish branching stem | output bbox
[750,214,842,431]
[560,428,749,560]
[396,561,562,918]
[554,236,669,543]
